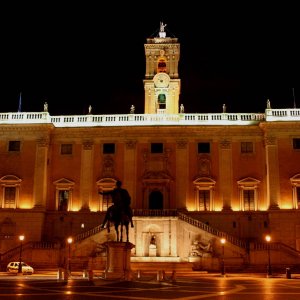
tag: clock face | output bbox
[154,73,170,88]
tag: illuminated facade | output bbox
[1,24,300,270]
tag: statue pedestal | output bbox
[104,241,135,280]
[149,245,157,257]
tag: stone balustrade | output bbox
[1,109,299,127]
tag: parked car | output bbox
[6,262,34,275]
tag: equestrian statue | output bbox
[100,180,134,242]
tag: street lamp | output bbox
[265,234,272,276]
[67,237,73,275]
[220,238,226,276]
[18,235,25,274]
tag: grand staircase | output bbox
[1,210,300,272]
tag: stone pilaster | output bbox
[219,139,232,210]
[176,140,188,208]
[265,136,280,209]
[124,140,137,207]
[80,140,94,211]
[33,138,49,209]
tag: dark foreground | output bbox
[1,272,300,300]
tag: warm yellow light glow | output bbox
[89,204,98,212]
[265,235,271,242]
[279,197,293,209]
[214,206,223,212]
[19,235,25,241]
[260,204,269,210]
[18,198,33,209]
[230,204,240,211]
[67,237,73,244]
[19,203,32,209]
[186,204,195,211]
[280,204,293,209]
[70,206,80,212]
[220,238,226,245]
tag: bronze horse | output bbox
[105,205,130,242]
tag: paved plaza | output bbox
[1,271,300,299]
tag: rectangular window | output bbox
[293,138,300,149]
[241,142,253,153]
[103,143,115,154]
[243,190,255,211]
[102,194,113,211]
[61,144,72,155]
[297,187,300,209]
[199,190,210,211]
[58,190,69,211]
[4,187,16,208]
[8,141,21,152]
[151,143,163,153]
[198,142,210,153]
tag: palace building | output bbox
[1,23,300,271]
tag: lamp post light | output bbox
[265,234,272,277]
[220,238,226,276]
[67,237,73,275]
[18,235,25,274]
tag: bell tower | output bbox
[144,22,181,114]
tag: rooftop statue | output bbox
[43,102,48,112]
[160,22,167,32]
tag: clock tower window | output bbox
[158,94,166,109]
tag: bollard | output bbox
[57,268,63,280]
[171,270,176,282]
[156,270,164,281]
[286,268,291,279]
[88,270,93,281]
[156,270,161,281]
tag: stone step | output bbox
[131,261,194,272]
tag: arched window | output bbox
[157,94,166,109]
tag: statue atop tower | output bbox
[159,22,167,38]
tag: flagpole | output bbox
[18,92,22,112]
[292,88,296,108]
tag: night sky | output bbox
[1,3,299,116]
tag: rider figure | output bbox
[100,180,134,229]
